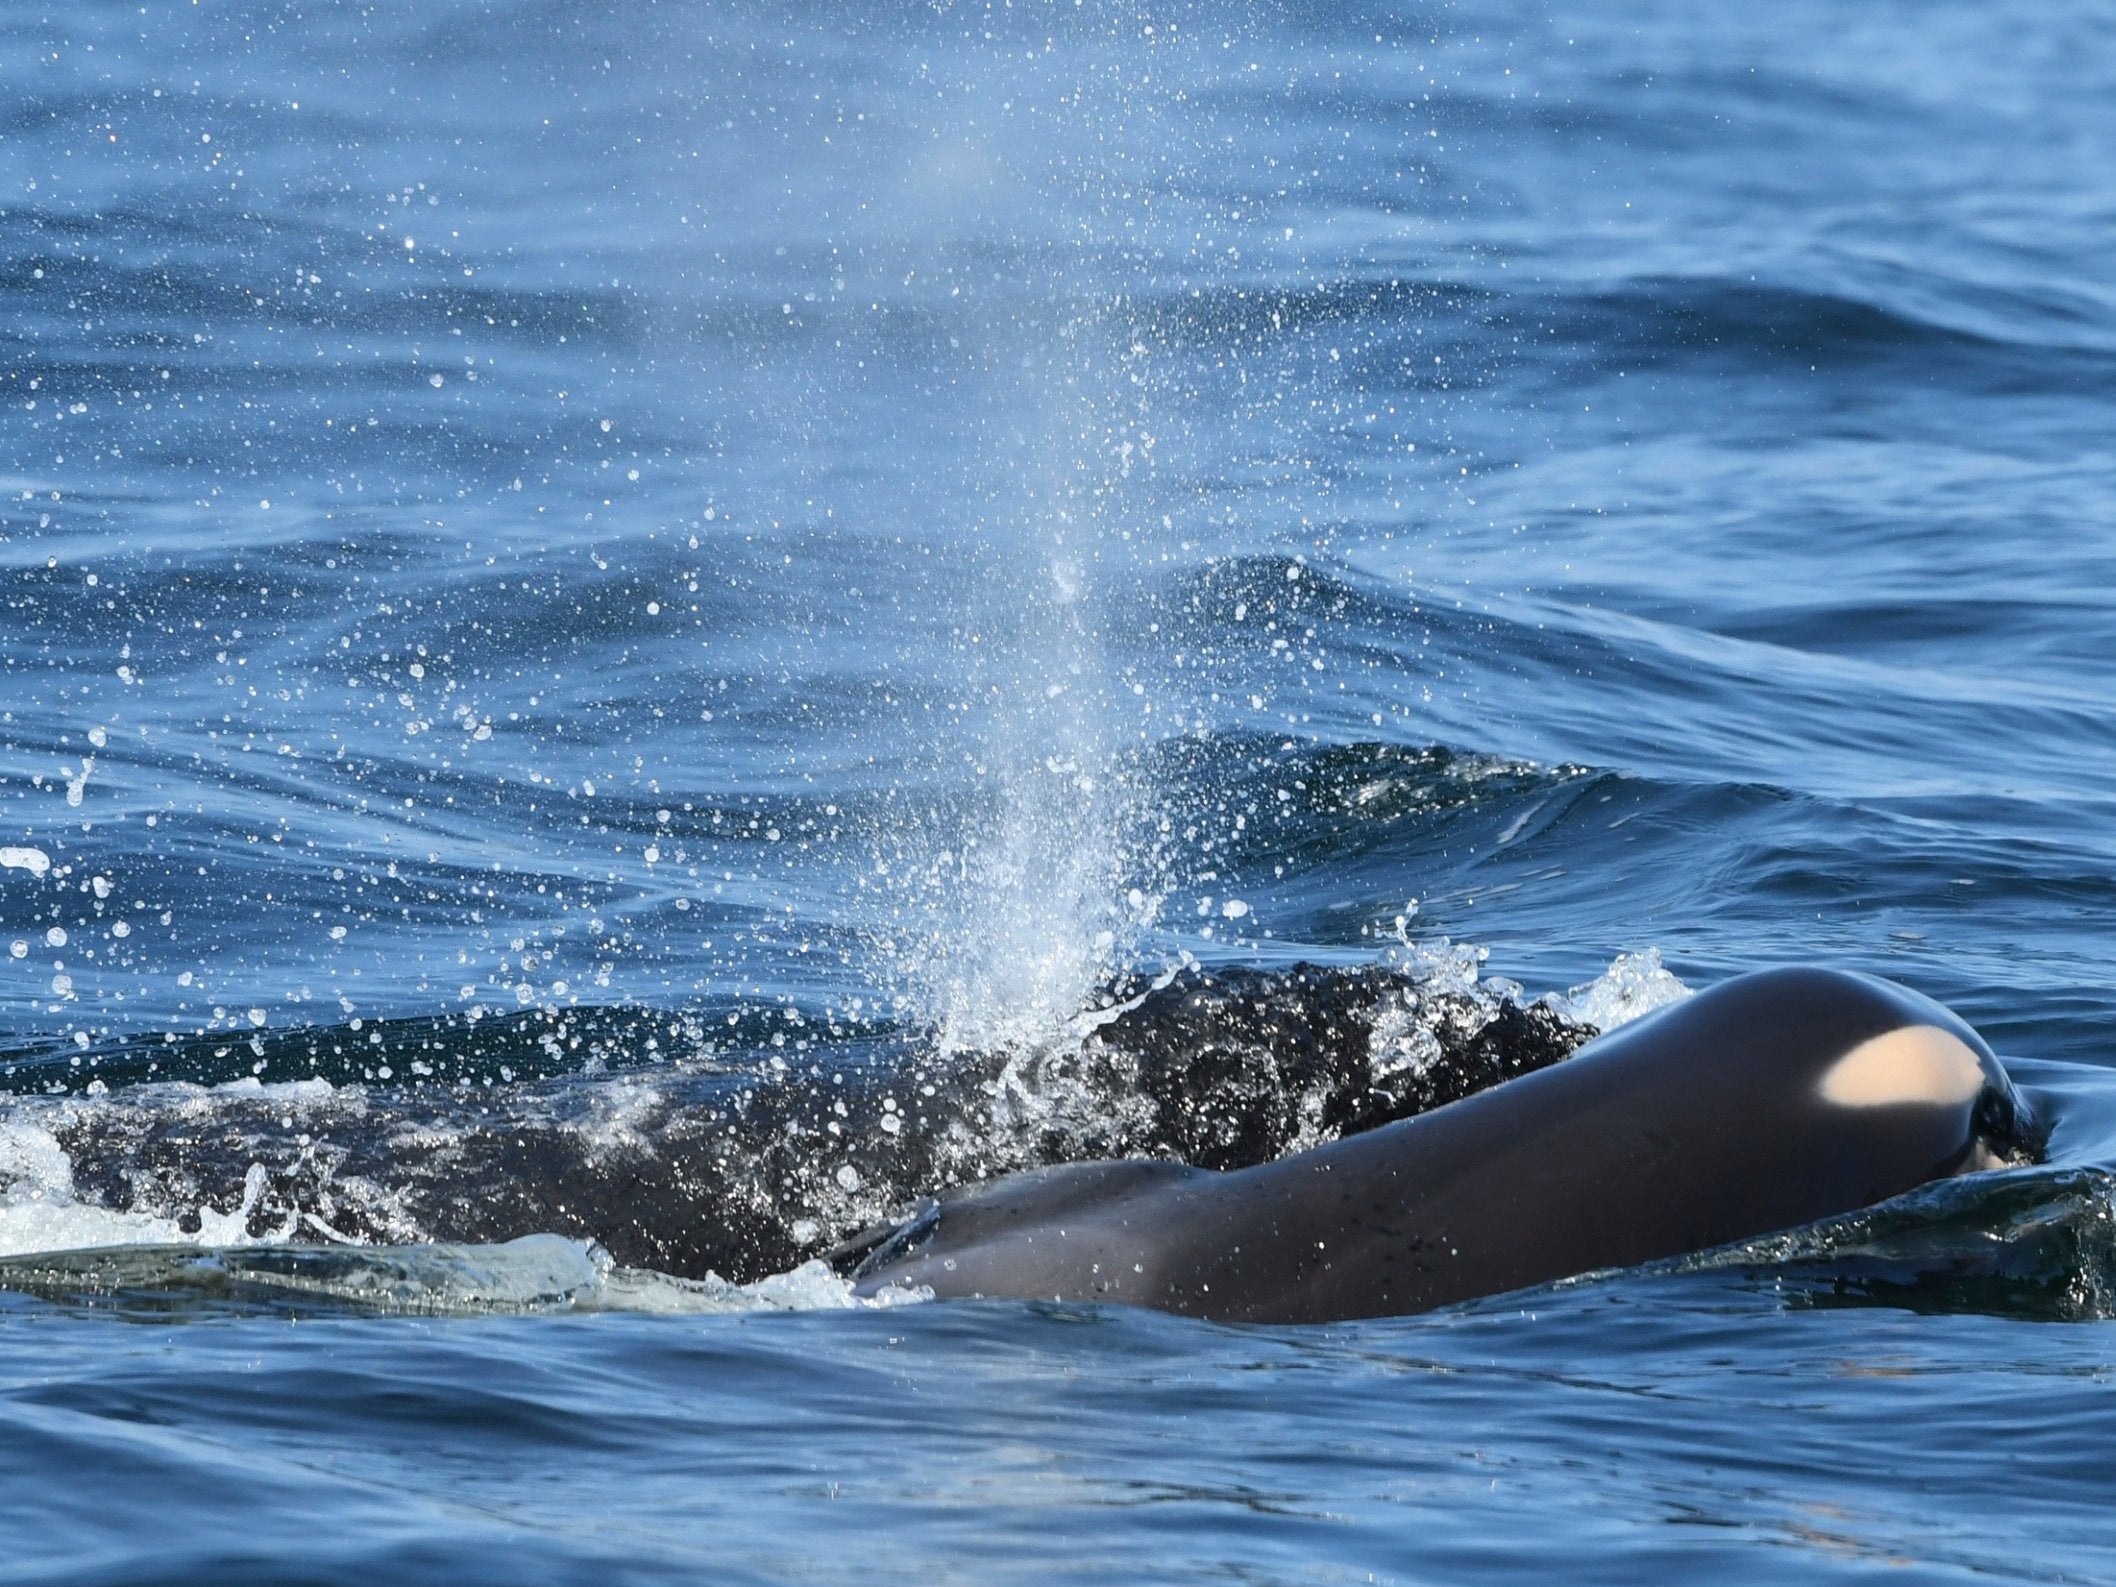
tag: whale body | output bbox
[848,967,2038,1322]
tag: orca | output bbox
[846,967,2039,1322]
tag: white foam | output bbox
[0,1108,295,1261]
[0,1114,75,1193]
[0,1196,225,1258]
[1561,948,1692,1031]
[588,1257,931,1316]
[0,1164,284,1260]
[1378,933,1497,998]
[0,1232,932,1318]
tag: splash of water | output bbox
[1560,947,1692,1030]
[865,22,1225,1058]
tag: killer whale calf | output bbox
[845,967,2039,1323]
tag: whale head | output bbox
[1812,1009,2040,1173]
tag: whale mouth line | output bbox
[1960,1086,2046,1176]
[1954,1138,2012,1176]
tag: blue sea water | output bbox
[4,0,2116,1580]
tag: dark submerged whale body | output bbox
[33,961,1593,1281]
[848,968,2040,1323]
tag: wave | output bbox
[1667,1166,2116,1325]
[1518,273,2116,384]
[0,1234,919,1320]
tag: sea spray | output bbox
[852,18,1235,1064]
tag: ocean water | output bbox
[4,0,2116,1580]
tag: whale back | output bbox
[854,968,2038,1322]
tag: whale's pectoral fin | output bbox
[824,1199,940,1277]
[847,1158,1202,1293]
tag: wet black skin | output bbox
[850,968,2038,1323]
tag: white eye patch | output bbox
[1817,1024,1986,1109]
